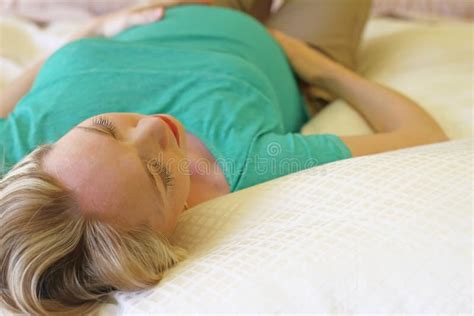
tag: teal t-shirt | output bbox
[0,5,351,191]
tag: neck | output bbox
[184,132,229,208]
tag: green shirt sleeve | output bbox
[234,132,352,191]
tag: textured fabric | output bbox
[96,138,472,314]
[0,4,351,190]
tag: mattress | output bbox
[0,11,472,315]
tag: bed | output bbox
[0,4,472,315]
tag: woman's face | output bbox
[43,112,190,238]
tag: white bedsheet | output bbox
[0,13,472,315]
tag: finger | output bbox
[267,28,290,44]
[266,27,278,37]
[127,2,166,14]
[267,28,283,36]
[271,30,308,49]
[101,16,128,37]
[128,0,210,14]
[128,7,164,26]
[135,2,167,12]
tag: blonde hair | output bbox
[0,144,187,315]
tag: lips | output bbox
[156,115,180,146]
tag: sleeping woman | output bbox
[0,0,447,314]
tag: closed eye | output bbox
[76,126,115,138]
[147,158,174,190]
[92,116,119,138]
[75,117,167,203]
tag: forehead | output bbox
[43,129,163,223]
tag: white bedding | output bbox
[101,138,472,314]
[0,12,472,315]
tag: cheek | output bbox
[168,153,190,197]
[165,150,189,179]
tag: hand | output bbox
[69,3,165,41]
[268,28,340,88]
[94,3,166,38]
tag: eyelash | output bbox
[92,116,117,137]
[148,159,174,188]
[92,116,173,189]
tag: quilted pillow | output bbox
[98,138,472,314]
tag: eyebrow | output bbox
[74,126,167,203]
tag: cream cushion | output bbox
[100,138,472,314]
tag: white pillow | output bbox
[302,18,473,140]
[99,138,472,314]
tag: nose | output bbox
[132,116,170,149]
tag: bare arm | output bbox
[318,60,448,156]
[269,29,448,157]
[0,57,47,118]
